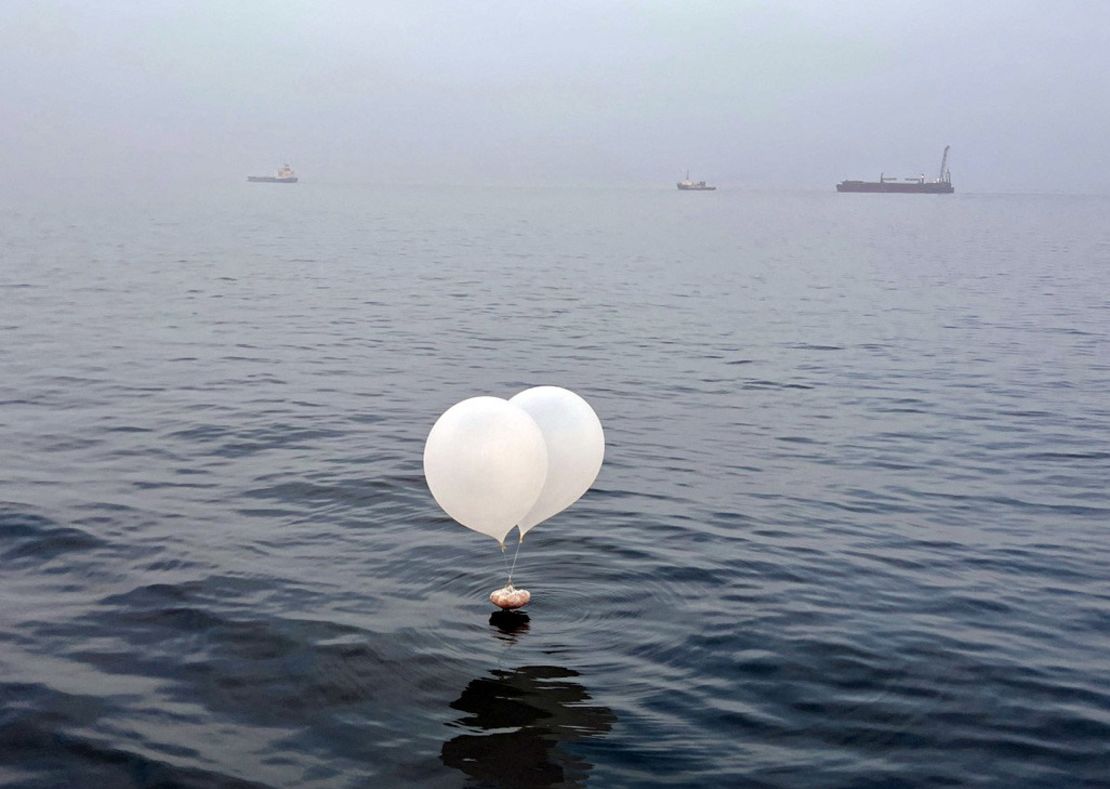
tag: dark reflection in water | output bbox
[488,610,531,639]
[441,664,615,789]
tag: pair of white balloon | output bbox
[423,386,605,547]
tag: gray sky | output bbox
[3,1,1109,191]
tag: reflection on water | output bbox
[441,664,615,789]
[488,610,531,640]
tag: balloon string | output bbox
[507,535,522,586]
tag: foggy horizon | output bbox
[4,1,1110,193]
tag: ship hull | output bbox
[677,184,716,191]
[247,176,298,183]
[836,180,953,194]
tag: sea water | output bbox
[1,183,1108,786]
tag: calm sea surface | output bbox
[1,184,1108,788]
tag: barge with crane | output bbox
[837,146,954,193]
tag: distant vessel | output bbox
[677,170,716,191]
[248,164,298,183]
[837,146,954,193]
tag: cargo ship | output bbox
[677,170,716,191]
[248,164,298,183]
[837,146,953,193]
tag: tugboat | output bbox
[248,164,298,183]
[676,170,716,191]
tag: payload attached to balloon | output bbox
[423,387,605,610]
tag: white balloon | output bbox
[510,386,605,538]
[424,396,548,546]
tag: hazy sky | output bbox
[3,1,1109,191]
